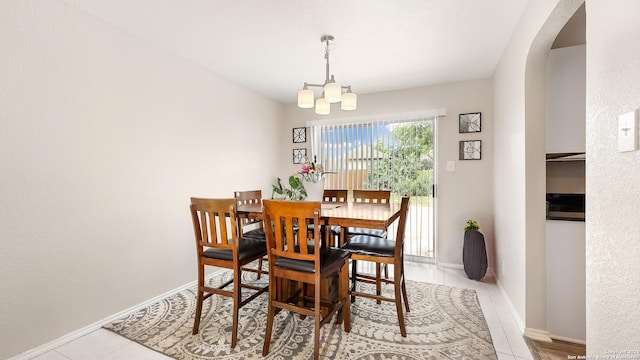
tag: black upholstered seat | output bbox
[342,235,394,257]
[203,238,266,261]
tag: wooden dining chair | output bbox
[189,198,268,348]
[348,189,392,238]
[234,190,267,277]
[322,189,348,203]
[308,189,348,247]
[347,190,393,286]
[262,200,351,360]
[234,190,265,239]
[342,196,411,337]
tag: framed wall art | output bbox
[459,112,481,133]
[292,127,306,143]
[292,148,307,164]
[459,140,482,160]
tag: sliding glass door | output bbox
[310,116,435,259]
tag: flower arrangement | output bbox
[297,156,333,183]
[271,155,334,200]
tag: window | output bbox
[309,114,440,258]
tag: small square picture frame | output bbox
[459,140,482,160]
[292,148,307,164]
[459,112,481,133]
[292,127,306,143]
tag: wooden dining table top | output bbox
[237,201,402,245]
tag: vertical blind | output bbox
[309,115,438,258]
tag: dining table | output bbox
[236,200,402,247]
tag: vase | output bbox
[304,181,325,201]
[462,229,488,280]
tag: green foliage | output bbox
[271,176,308,200]
[367,122,434,196]
[464,219,480,232]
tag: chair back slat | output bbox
[190,198,237,251]
[353,189,391,204]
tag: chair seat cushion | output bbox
[242,227,266,241]
[275,248,350,274]
[347,227,387,238]
[343,235,395,257]
[203,238,266,261]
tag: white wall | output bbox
[492,0,583,334]
[545,45,586,153]
[585,0,640,354]
[0,1,282,358]
[283,80,495,270]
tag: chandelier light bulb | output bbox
[315,97,330,115]
[341,92,357,111]
[324,78,342,103]
[297,88,314,108]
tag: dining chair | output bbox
[262,200,351,360]
[189,197,268,348]
[234,190,267,277]
[347,190,393,284]
[307,189,348,247]
[322,189,348,203]
[342,196,411,337]
[234,190,265,239]
[348,189,392,238]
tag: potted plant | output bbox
[462,219,488,280]
[271,175,307,200]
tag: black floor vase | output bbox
[463,230,488,280]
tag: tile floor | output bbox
[30,262,533,360]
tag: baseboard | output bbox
[7,269,226,360]
[496,279,526,332]
[524,328,553,342]
[437,262,464,269]
[549,334,586,345]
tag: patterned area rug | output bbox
[104,271,497,359]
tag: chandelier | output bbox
[297,35,357,115]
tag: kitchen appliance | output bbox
[546,193,585,221]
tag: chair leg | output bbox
[256,258,263,279]
[350,259,357,303]
[375,263,382,305]
[231,268,241,348]
[262,274,276,356]
[339,261,351,332]
[400,261,410,312]
[394,264,407,337]
[192,266,204,335]
[313,281,322,360]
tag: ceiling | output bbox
[61,0,529,105]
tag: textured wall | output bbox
[0,1,282,358]
[585,0,640,354]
